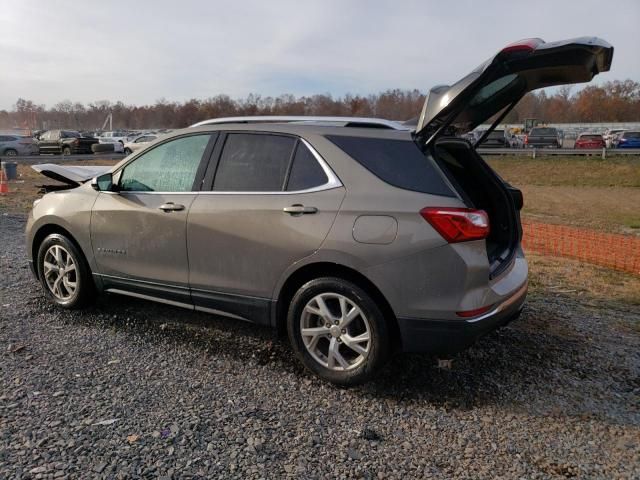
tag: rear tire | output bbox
[124,147,132,155]
[37,233,95,309]
[62,146,72,156]
[287,277,390,386]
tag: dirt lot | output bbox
[1,155,639,478]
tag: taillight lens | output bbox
[420,207,490,243]
[524,135,528,144]
[501,38,542,54]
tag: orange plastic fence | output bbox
[522,221,640,276]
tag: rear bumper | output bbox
[397,280,527,355]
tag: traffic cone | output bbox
[0,169,9,194]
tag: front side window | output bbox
[119,134,211,192]
[213,133,296,191]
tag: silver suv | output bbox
[26,37,613,385]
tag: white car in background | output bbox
[603,128,627,148]
[97,131,134,152]
[123,134,158,155]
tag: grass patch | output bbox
[485,155,640,235]
[528,253,640,306]
[486,155,640,187]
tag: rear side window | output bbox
[214,134,296,191]
[286,143,328,191]
[326,135,454,197]
[625,132,640,139]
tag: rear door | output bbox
[187,132,345,323]
[90,133,216,304]
[415,37,614,145]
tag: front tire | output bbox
[287,277,390,386]
[37,234,95,309]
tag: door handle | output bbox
[158,202,185,212]
[283,204,318,215]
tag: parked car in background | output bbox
[25,36,612,385]
[97,131,133,144]
[97,137,125,153]
[0,134,39,156]
[603,128,627,148]
[524,127,562,148]
[574,133,605,149]
[614,131,640,148]
[123,134,158,155]
[37,130,98,155]
[477,129,509,148]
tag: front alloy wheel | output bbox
[288,277,390,386]
[37,233,94,308]
[43,245,77,301]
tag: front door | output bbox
[187,132,345,323]
[91,133,215,304]
[38,130,60,154]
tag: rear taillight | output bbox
[420,207,490,243]
[524,135,528,144]
[73,138,79,145]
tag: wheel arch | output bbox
[31,224,88,280]
[274,262,401,351]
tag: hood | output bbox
[32,163,112,186]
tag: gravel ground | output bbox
[1,213,639,479]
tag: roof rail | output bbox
[189,116,409,130]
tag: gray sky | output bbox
[0,0,638,110]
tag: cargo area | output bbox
[431,138,521,277]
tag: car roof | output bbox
[184,122,415,140]
[191,115,410,130]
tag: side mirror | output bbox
[92,172,118,192]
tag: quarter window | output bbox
[119,134,211,192]
[213,134,296,192]
[286,143,328,191]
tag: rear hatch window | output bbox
[325,135,454,197]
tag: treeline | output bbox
[1,80,638,131]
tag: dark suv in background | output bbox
[524,127,562,148]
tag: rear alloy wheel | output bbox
[124,148,132,155]
[62,146,72,156]
[37,234,94,308]
[4,149,17,156]
[288,277,390,386]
